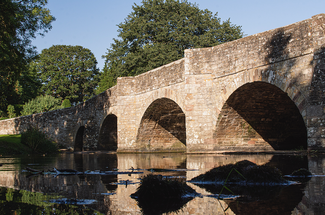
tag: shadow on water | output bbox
[224,184,306,215]
[135,196,193,215]
[192,178,307,214]
[266,154,308,175]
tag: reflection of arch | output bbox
[214,82,307,150]
[98,114,117,151]
[136,98,186,151]
[74,126,85,151]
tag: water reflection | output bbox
[0,153,324,214]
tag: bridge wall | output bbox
[1,14,325,152]
[116,13,325,152]
[0,88,117,150]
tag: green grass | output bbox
[0,134,21,144]
[0,134,33,155]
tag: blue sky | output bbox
[32,0,325,71]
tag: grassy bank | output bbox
[0,134,33,155]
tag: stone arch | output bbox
[74,126,85,152]
[216,68,309,117]
[136,97,186,152]
[98,114,118,151]
[214,81,307,151]
[138,88,186,122]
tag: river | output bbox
[0,152,324,214]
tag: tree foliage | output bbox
[17,61,42,104]
[96,61,117,94]
[21,95,62,116]
[101,0,243,90]
[0,0,55,112]
[37,45,100,104]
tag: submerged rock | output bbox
[190,160,287,185]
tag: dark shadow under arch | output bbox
[74,126,85,152]
[98,114,117,151]
[214,82,307,150]
[136,98,186,151]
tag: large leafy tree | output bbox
[100,0,243,90]
[0,0,55,113]
[37,45,100,104]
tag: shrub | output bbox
[7,105,16,118]
[21,127,58,154]
[21,95,62,116]
[61,99,71,108]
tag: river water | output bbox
[0,152,324,214]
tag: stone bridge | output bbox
[1,14,325,153]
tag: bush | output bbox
[21,95,62,116]
[61,99,71,108]
[21,127,58,154]
[7,105,16,118]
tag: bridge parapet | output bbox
[184,14,325,78]
[116,58,184,96]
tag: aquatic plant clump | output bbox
[290,168,312,177]
[132,174,196,200]
[131,174,197,214]
[244,165,286,184]
[190,160,288,185]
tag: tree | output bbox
[37,45,100,104]
[21,95,62,116]
[101,0,243,89]
[17,61,42,105]
[0,0,55,113]
[95,61,117,94]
